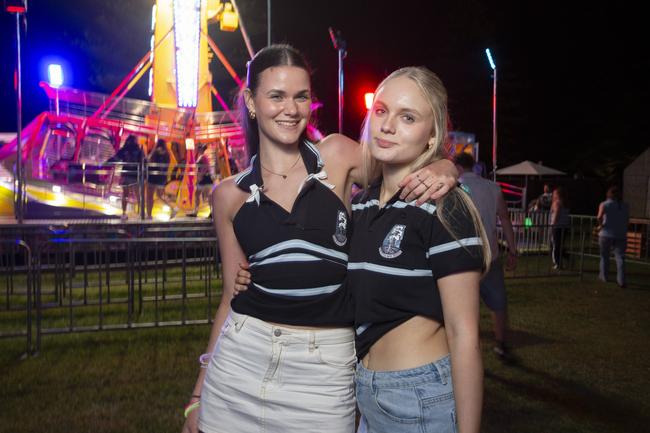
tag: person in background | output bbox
[107,135,144,220]
[597,186,629,287]
[550,186,570,270]
[170,141,186,182]
[189,144,215,217]
[146,138,171,220]
[455,152,518,362]
[529,183,552,211]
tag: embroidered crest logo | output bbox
[379,224,406,258]
[332,210,348,246]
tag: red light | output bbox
[364,92,374,110]
[6,6,26,13]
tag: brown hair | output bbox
[237,44,314,159]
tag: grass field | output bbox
[1,259,649,433]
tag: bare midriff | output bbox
[266,321,346,331]
[362,315,448,371]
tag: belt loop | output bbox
[433,360,447,385]
[309,331,316,352]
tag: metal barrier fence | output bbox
[496,210,650,278]
[2,212,648,354]
[0,239,34,357]
[1,219,220,355]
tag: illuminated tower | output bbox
[149,0,238,113]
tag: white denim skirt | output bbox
[199,311,356,433]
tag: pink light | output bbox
[6,6,26,13]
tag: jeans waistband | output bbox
[355,354,452,387]
[229,311,354,345]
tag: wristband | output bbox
[184,401,200,418]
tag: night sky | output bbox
[0,0,647,182]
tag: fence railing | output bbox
[1,223,220,355]
[493,210,649,278]
[0,239,34,357]
[2,212,648,354]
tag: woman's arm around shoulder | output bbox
[317,134,459,204]
[318,133,363,179]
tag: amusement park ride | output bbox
[0,0,249,220]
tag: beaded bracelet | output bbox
[199,353,211,368]
[184,401,200,418]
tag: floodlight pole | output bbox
[14,12,24,223]
[267,0,271,46]
[485,48,497,181]
[491,67,497,181]
[329,28,346,134]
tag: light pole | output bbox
[267,0,271,46]
[485,48,497,181]
[329,27,346,134]
[7,1,27,222]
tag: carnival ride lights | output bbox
[172,0,202,108]
[217,3,239,31]
[47,64,63,88]
[148,4,157,97]
[1,0,252,219]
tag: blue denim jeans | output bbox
[355,355,457,433]
[599,236,626,286]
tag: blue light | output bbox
[485,48,496,70]
[48,64,64,88]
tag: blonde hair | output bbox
[360,66,491,270]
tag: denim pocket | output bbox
[417,381,456,433]
[372,386,421,424]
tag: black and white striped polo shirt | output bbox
[231,141,353,326]
[348,181,484,359]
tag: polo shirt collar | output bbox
[366,177,402,207]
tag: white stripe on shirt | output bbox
[347,262,433,277]
[250,239,348,262]
[253,283,342,297]
[352,200,379,211]
[249,253,330,268]
[425,237,483,258]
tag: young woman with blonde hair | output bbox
[349,66,490,433]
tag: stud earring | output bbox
[249,111,256,120]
